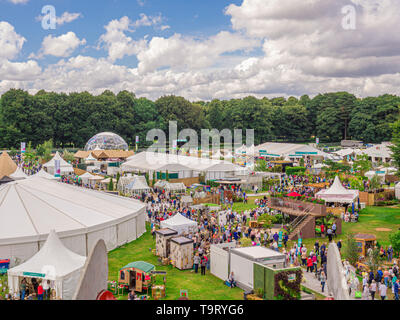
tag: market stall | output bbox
[160,213,198,235]
[43,151,74,175]
[170,237,194,270]
[7,230,86,300]
[155,228,178,258]
[316,176,359,204]
[118,261,155,292]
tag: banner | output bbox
[21,142,26,154]
[54,159,61,177]
[278,231,283,247]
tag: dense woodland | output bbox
[0,89,399,148]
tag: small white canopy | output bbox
[89,175,104,181]
[10,167,28,180]
[8,230,86,300]
[316,176,359,203]
[211,150,224,159]
[29,169,59,180]
[85,153,97,163]
[160,213,198,235]
[43,151,74,175]
[79,172,94,184]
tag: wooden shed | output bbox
[354,234,376,257]
[118,261,155,292]
[155,228,178,258]
[170,237,194,270]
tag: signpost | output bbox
[135,136,139,151]
[21,142,26,154]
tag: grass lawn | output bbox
[288,206,400,253]
[108,225,243,300]
[232,196,264,212]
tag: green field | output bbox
[108,225,243,300]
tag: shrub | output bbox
[286,166,306,175]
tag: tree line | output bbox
[0,89,399,149]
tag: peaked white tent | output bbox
[79,172,94,185]
[43,151,74,175]
[0,177,146,265]
[316,176,359,203]
[124,175,152,195]
[153,180,186,193]
[10,167,28,180]
[29,169,59,180]
[8,230,86,300]
[160,213,198,235]
[85,153,97,163]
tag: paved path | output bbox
[302,269,330,297]
[302,268,358,299]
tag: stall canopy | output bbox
[7,230,86,300]
[10,167,28,180]
[79,172,95,184]
[160,213,198,235]
[43,151,74,175]
[0,151,17,179]
[316,176,359,203]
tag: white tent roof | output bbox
[0,177,145,246]
[8,230,86,280]
[79,172,94,179]
[10,167,28,180]
[85,153,97,162]
[43,151,74,173]
[316,176,359,203]
[255,142,329,159]
[160,213,197,231]
[121,151,241,173]
[333,148,356,157]
[29,169,59,180]
[360,143,393,159]
[125,175,151,191]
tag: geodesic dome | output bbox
[85,132,128,151]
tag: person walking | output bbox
[307,256,313,273]
[20,278,27,300]
[194,253,200,273]
[394,279,399,300]
[387,245,393,263]
[370,280,377,300]
[43,280,50,300]
[320,271,326,293]
[379,281,387,300]
[200,255,207,275]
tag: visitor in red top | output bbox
[37,282,44,300]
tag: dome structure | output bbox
[85,132,128,151]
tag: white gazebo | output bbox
[160,213,198,235]
[43,151,74,175]
[9,167,28,180]
[395,182,400,200]
[316,176,359,204]
[124,175,152,195]
[79,172,95,185]
[8,230,86,300]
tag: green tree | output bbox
[353,154,372,176]
[366,248,382,274]
[344,233,359,265]
[390,119,400,174]
[389,231,400,254]
[108,178,114,191]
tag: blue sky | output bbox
[1,0,242,66]
[0,0,398,100]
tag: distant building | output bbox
[341,140,363,148]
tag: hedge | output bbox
[285,166,306,175]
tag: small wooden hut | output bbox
[155,228,178,258]
[170,237,194,270]
[119,261,155,292]
[354,233,376,257]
